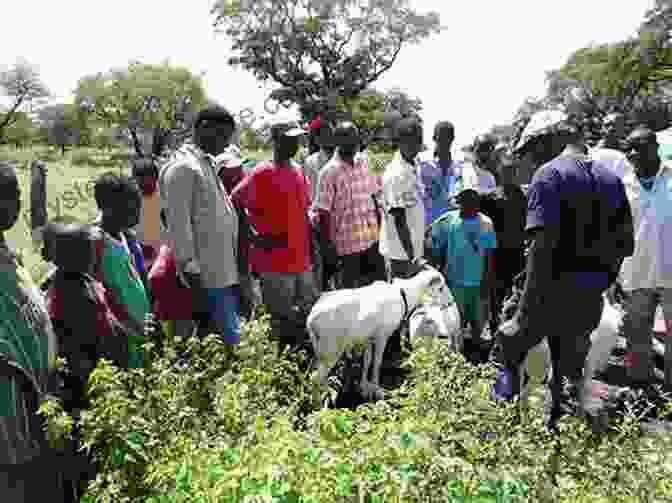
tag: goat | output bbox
[408,281,463,353]
[306,263,444,405]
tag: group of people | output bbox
[0,101,671,501]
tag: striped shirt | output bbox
[0,243,58,465]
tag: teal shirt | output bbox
[431,210,497,287]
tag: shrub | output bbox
[38,312,672,503]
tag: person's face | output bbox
[275,135,301,160]
[195,120,234,156]
[457,190,480,213]
[433,130,454,152]
[399,129,423,162]
[336,128,360,158]
[626,131,660,178]
[0,174,21,232]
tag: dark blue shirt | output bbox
[526,155,631,290]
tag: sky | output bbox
[0,0,654,152]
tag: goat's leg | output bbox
[368,332,389,401]
[360,340,374,398]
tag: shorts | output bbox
[206,286,241,345]
[452,286,482,325]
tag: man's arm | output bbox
[431,221,447,272]
[160,163,200,281]
[390,208,415,261]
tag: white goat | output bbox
[306,265,444,404]
[408,280,463,353]
[515,293,624,401]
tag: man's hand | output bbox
[498,314,524,338]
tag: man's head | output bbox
[270,120,307,162]
[472,134,497,166]
[333,121,360,160]
[0,162,20,233]
[131,157,159,196]
[312,119,336,155]
[497,153,518,186]
[433,121,455,156]
[94,172,142,230]
[626,126,660,178]
[396,117,423,163]
[193,105,237,157]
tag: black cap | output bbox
[194,105,236,129]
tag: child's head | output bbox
[131,157,159,196]
[0,161,20,233]
[395,117,424,163]
[456,188,480,217]
[51,223,96,275]
[94,172,142,230]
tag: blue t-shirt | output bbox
[431,210,497,287]
[417,159,465,226]
[526,155,632,291]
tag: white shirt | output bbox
[590,147,632,180]
[379,152,425,261]
[619,162,672,292]
[461,161,497,195]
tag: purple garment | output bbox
[416,158,463,226]
[526,156,631,290]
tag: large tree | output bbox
[0,111,36,148]
[0,59,50,143]
[37,103,84,154]
[211,0,442,120]
[74,61,208,157]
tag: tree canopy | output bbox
[74,61,209,157]
[211,0,441,121]
[0,58,50,143]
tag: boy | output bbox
[93,172,152,369]
[432,183,497,349]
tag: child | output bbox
[45,223,129,411]
[93,172,152,369]
[431,184,497,349]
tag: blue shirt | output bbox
[526,155,632,291]
[416,158,466,226]
[432,210,497,287]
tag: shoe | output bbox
[491,365,520,401]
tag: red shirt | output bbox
[232,161,312,273]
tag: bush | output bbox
[38,312,672,503]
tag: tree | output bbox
[74,61,208,157]
[212,0,442,120]
[0,59,50,143]
[37,103,82,155]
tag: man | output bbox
[0,162,65,502]
[590,113,632,180]
[479,155,527,334]
[618,126,672,389]
[131,157,163,271]
[380,117,426,280]
[303,118,335,206]
[314,121,385,289]
[159,106,242,352]
[492,121,634,431]
[416,121,463,228]
[466,134,498,195]
[231,120,317,352]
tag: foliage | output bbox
[37,103,89,154]
[36,312,672,502]
[0,58,50,142]
[0,111,37,147]
[74,61,209,157]
[212,0,442,121]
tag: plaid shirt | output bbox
[317,155,382,256]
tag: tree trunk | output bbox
[129,128,145,157]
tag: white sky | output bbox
[0,0,653,151]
